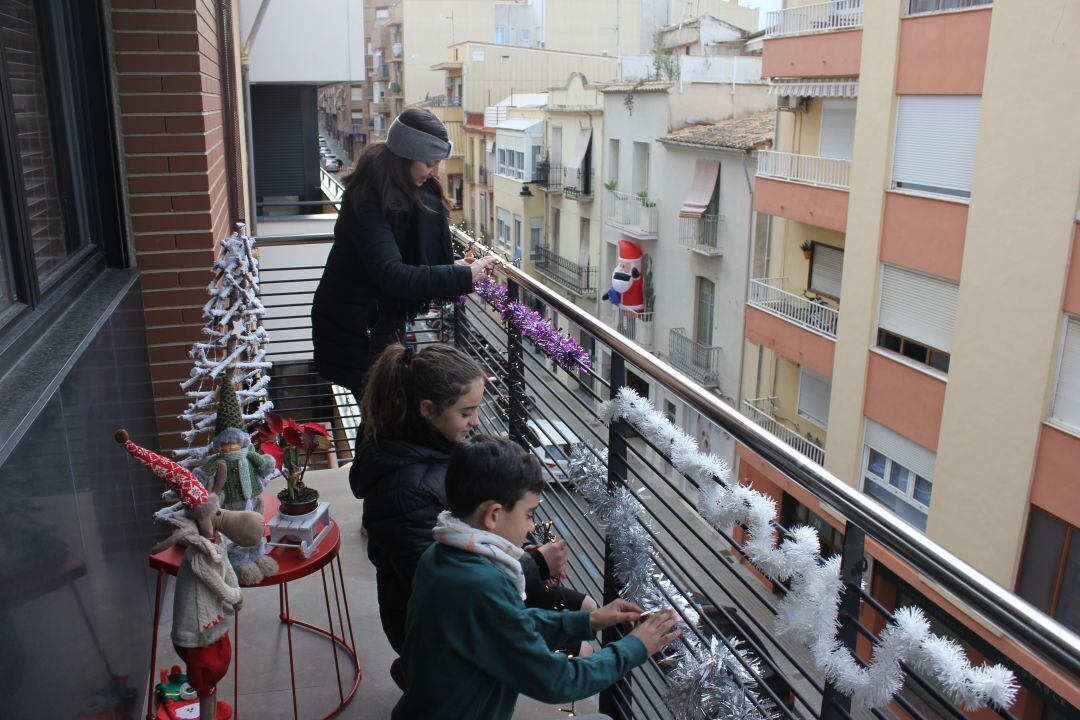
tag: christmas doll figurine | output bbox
[602,239,645,312]
[116,430,268,720]
[195,377,278,513]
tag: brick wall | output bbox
[112,0,235,452]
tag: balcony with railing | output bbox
[678,214,724,256]
[601,303,656,351]
[667,327,722,387]
[755,150,850,232]
[604,189,659,240]
[249,226,1077,720]
[749,277,839,339]
[743,396,825,466]
[530,246,597,297]
[534,161,563,192]
[562,167,594,202]
[763,0,863,78]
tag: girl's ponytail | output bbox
[362,343,410,436]
[362,342,483,438]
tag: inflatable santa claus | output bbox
[602,239,645,313]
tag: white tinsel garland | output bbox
[175,223,273,464]
[569,447,776,720]
[598,387,1018,712]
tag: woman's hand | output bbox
[589,598,642,631]
[536,539,568,579]
[456,255,499,283]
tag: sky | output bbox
[741,0,785,29]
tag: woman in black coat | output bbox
[312,108,497,397]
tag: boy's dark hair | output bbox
[446,435,545,517]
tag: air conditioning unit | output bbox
[777,95,809,112]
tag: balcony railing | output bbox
[677,214,724,256]
[743,397,825,466]
[616,307,655,349]
[530,246,597,297]
[370,100,388,114]
[562,167,594,201]
[765,0,864,38]
[534,162,563,191]
[749,278,839,339]
[668,327,722,387]
[430,94,462,107]
[757,150,851,190]
[252,226,1078,720]
[604,188,659,238]
[907,0,992,15]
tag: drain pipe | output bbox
[240,0,271,235]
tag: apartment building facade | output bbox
[741,1,1079,716]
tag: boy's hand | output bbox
[537,539,568,578]
[629,609,682,655]
[589,599,643,631]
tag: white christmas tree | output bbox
[174,222,274,465]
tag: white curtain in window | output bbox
[810,244,843,299]
[878,264,958,353]
[798,368,832,428]
[1052,316,1080,429]
[892,95,981,196]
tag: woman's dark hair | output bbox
[344,108,452,218]
[361,342,483,438]
[446,435,545,517]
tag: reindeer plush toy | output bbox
[117,429,269,720]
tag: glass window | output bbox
[862,446,931,531]
[1016,510,1067,614]
[694,277,715,346]
[1056,533,1079,632]
[1,0,84,288]
[913,476,932,506]
[889,463,911,493]
[868,449,887,477]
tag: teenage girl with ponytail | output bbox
[351,342,596,688]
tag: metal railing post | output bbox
[505,279,528,446]
[452,299,466,352]
[821,521,867,720]
[600,351,631,719]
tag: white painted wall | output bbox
[240,0,365,84]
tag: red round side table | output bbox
[145,497,361,719]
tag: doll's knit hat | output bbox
[114,429,208,510]
[214,377,245,437]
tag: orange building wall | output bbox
[864,352,945,452]
[880,191,967,282]
[895,8,991,95]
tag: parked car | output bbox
[523,418,581,485]
[321,156,343,172]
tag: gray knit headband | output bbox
[385,117,452,162]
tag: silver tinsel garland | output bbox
[568,447,775,720]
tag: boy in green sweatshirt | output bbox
[392,435,680,720]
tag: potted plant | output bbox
[800,241,813,260]
[252,412,332,516]
[604,179,617,192]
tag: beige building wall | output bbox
[929,1,1080,585]
[401,1,497,105]
[449,42,619,115]
[821,3,900,492]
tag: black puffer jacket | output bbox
[351,434,453,587]
[312,180,473,390]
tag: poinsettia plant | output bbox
[251,412,332,501]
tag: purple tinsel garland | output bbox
[470,277,592,373]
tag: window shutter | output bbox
[1052,317,1080,428]
[864,419,936,480]
[798,368,831,428]
[878,264,958,353]
[810,244,843,298]
[892,95,981,197]
[819,99,856,161]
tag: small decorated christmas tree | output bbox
[175,222,273,465]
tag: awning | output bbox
[566,128,592,171]
[446,121,465,158]
[768,79,858,98]
[679,159,720,218]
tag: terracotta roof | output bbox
[659,111,774,151]
[599,81,674,94]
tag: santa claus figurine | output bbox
[602,239,645,313]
